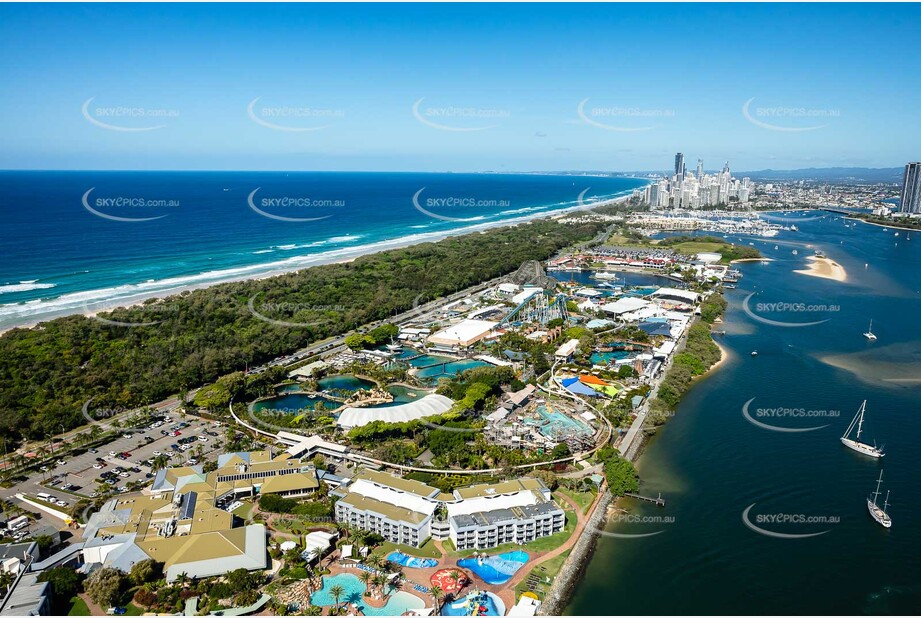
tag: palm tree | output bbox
[151,454,169,471]
[175,572,190,588]
[358,570,372,590]
[329,584,345,611]
[429,584,444,611]
[371,574,387,600]
[449,569,463,592]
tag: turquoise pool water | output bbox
[413,356,490,382]
[317,375,375,393]
[441,591,506,616]
[590,350,631,365]
[387,551,438,568]
[251,392,340,414]
[457,551,529,585]
[310,573,425,616]
[371,385,432,408]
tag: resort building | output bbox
[447,479,564,551]
[0,541,52,617]
[333,470,440,548]
[333,472,564,551]
[79,450,326,581]
[151,450,321,500]
[554,338,580,361]
[427,319,499,350]
[81,493,268,582]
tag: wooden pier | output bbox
[624,492,666,507]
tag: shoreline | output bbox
[543,318,729,615]
[0,192,639,335]
[849,216,921,233]
[793,255,848,282]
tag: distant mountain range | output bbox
[735,167,904,183]
[595,167,904,183]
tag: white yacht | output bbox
[864,319,877,341]
[840,400,884,458]
[867,470,892,528]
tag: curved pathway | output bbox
[494,489,604,609]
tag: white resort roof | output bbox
[445,490,540,518]
[336,394,455,429]
[349,479,437,517]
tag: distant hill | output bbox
[736,167,903,183]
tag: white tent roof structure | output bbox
[337,394,454,429]
[601,297,651,315]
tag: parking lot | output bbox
[0,414,227,540]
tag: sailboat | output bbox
[840,400,884,458]
[863,319,877,341]
[867,470,892,528]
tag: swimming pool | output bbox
[457,551,529,585]
[310,573,425,616]
[590,350,630,365]
[440,590,506,616]
[387,551,438,569]
[413,356,490,383]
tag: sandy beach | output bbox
[1,194,633,335]
[793,255,847,282]
[706,337,730,375]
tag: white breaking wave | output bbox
[0,191,638,330]
[0,281,57,294]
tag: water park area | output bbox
[309,573,426,616]
[387,551,439,569]
[441,590,507,616]
[521,404,594,441]
[457,551,530,586]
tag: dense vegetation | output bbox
[595,446,639,495]
[646,292,726,426]
[657,235,762,263]
[0,218,603,445]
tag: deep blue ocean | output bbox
[0,171,646,330]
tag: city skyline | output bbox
[1,3,920,172]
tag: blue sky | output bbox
[1,2,919,172]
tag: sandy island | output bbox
[794,255,847,282]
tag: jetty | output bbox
[624,492,666,507]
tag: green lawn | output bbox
[556,488,596,515]
[232,501,254,519]
[378,538,441,559]
[514,549,571,600]
[67,596,90,616]
[667,241,726,255]
[125,603,145,615]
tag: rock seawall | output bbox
[538,489,614,615]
